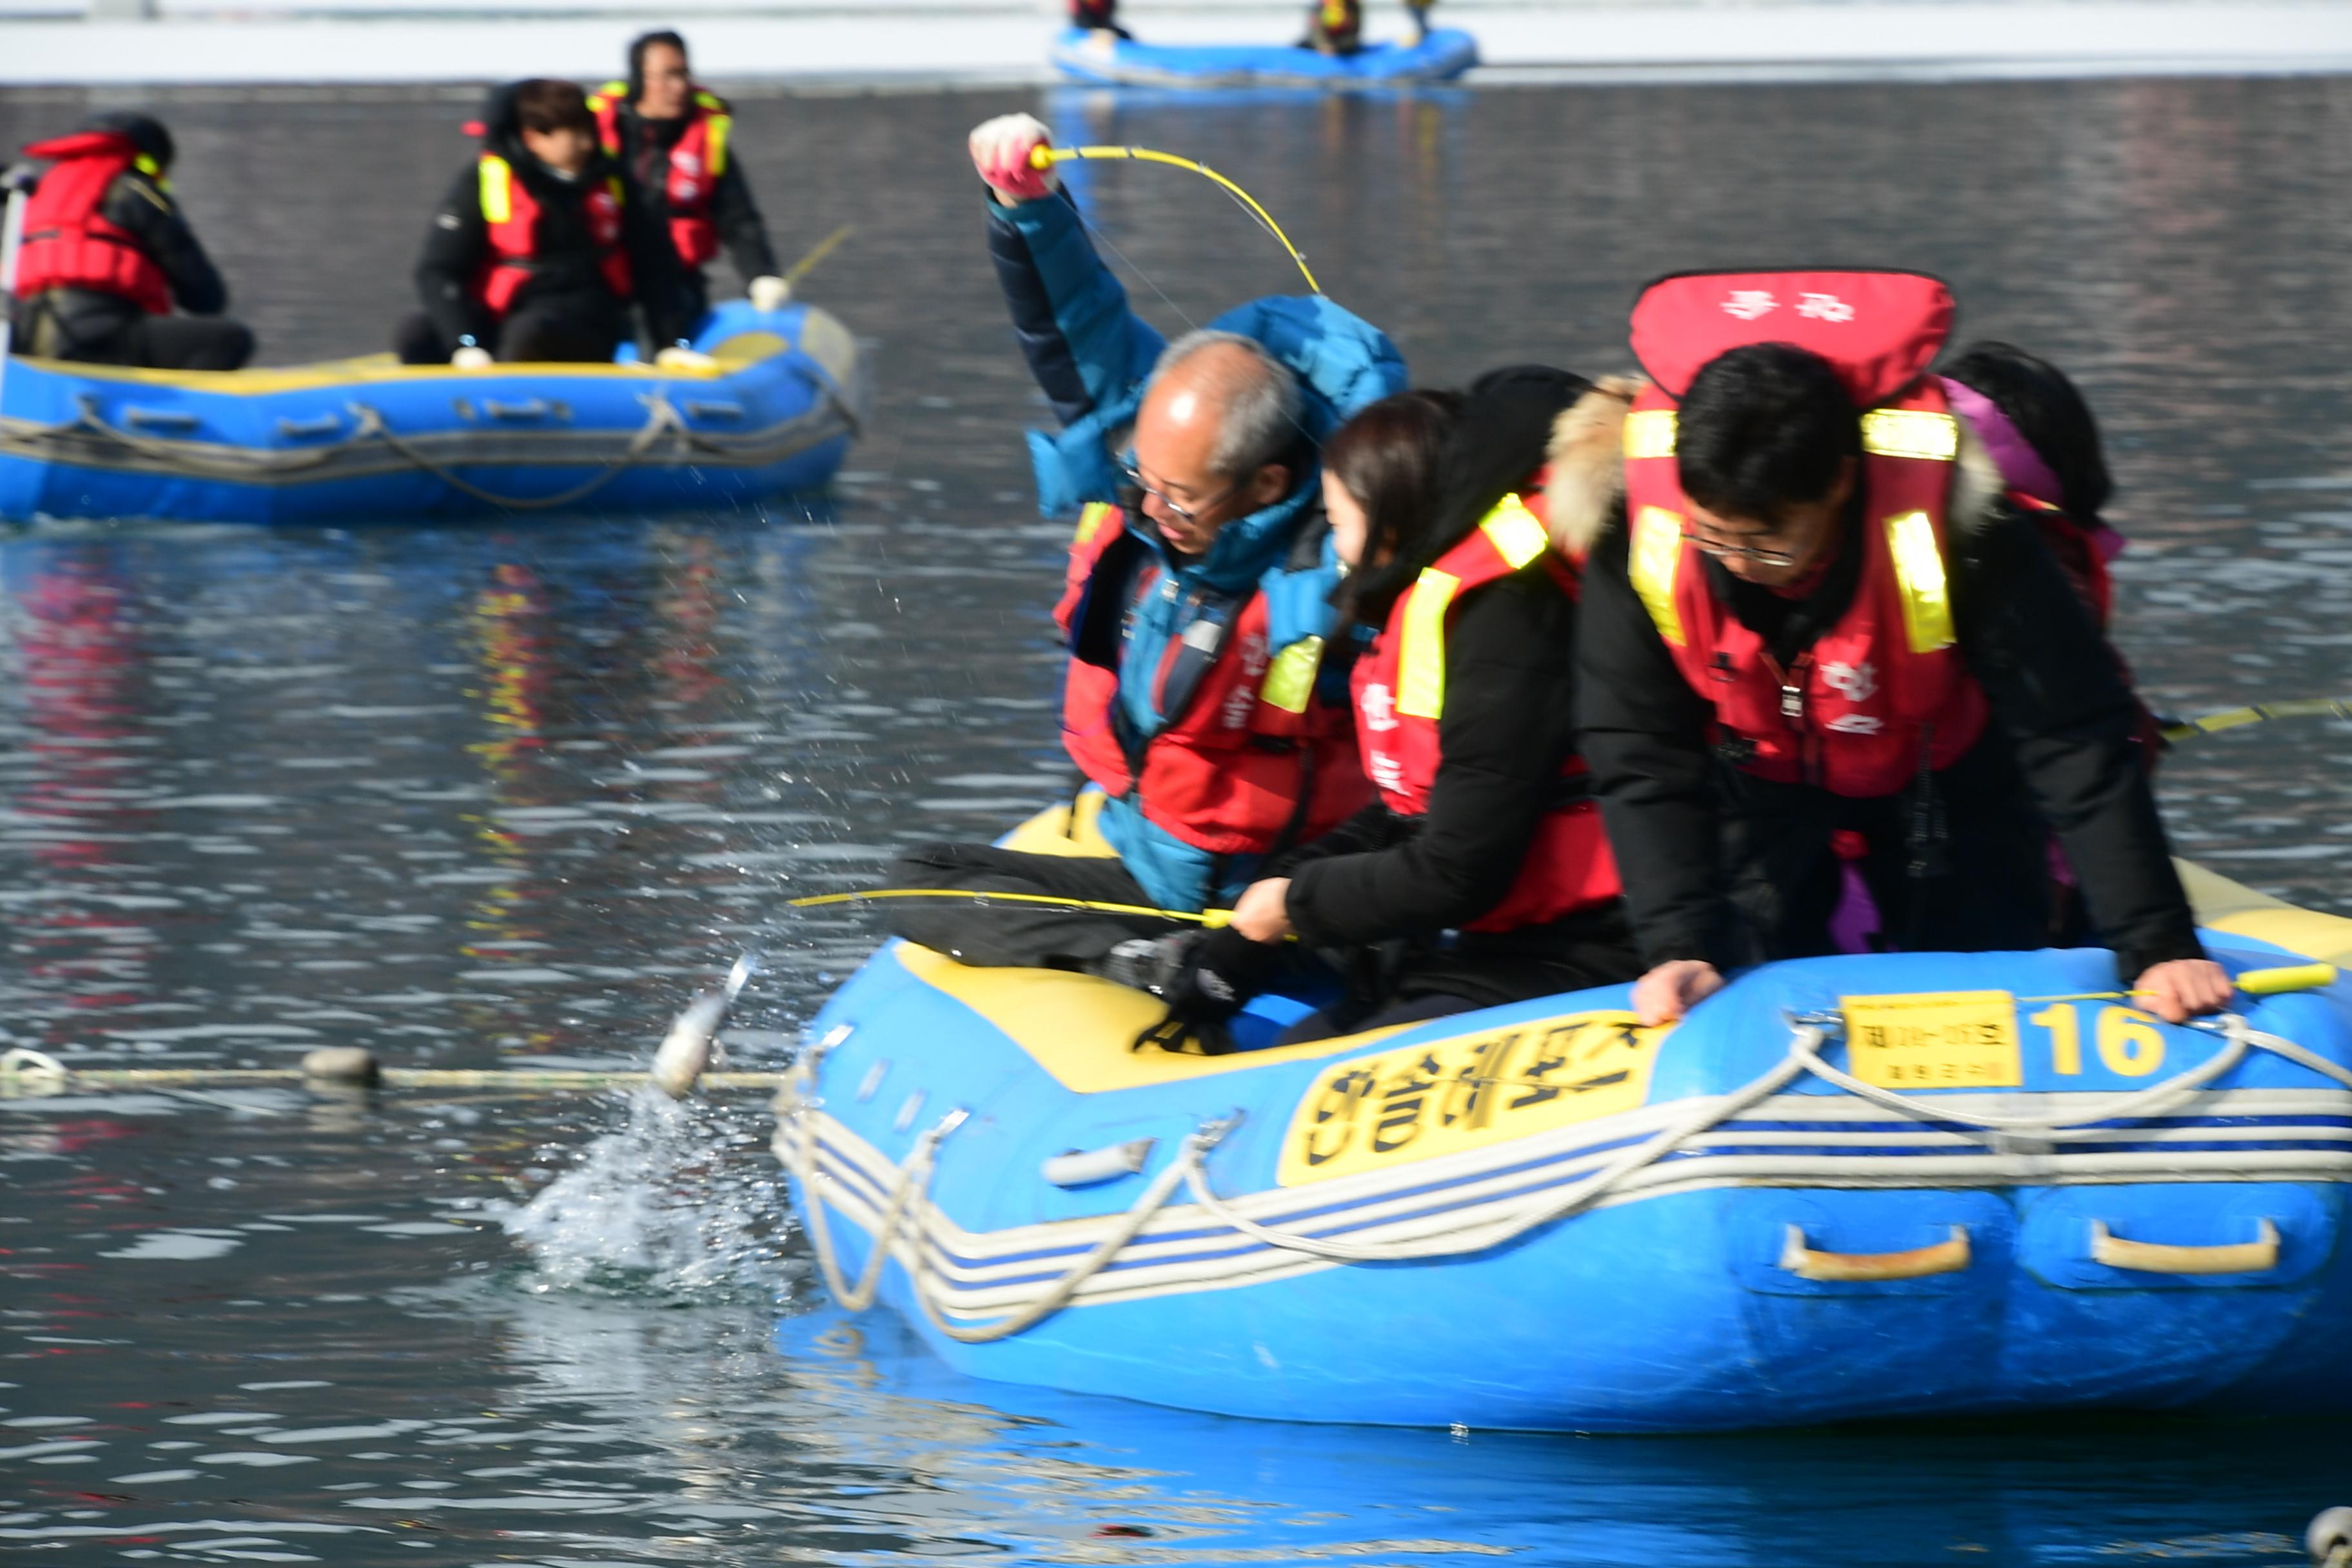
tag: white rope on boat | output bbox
[783,1012,2350,1335]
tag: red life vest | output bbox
[1052,503,1369,856]
[12,132,173,317]
[1620,270,1988,799]
[589,83,730,270]
[1351,491,1622,932]
[474,153,634,321]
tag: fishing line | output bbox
[782,223,854,288]
[2162,697,2352,744]
[1032,144,1322,295]
[789,887,1231,927]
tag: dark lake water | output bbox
[3,74,2352,1565]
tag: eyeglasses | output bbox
[1681,527,1801,569]
[1119,460,1237,527]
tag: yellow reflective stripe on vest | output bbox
[1480,491,1549,569]
[705,112,732,179]
[1622,408,1678,460]
[478,155,514,224]
[606,176,626,209]
[1629,505,1687,647]
[1392,495,1548,722]
[596,80,627,101]
[1395,567,1460,721]
[1072,500,1116,547]
[1861,407,1959,462]
[1260,636,1324,715]
[1885,509,1955,651]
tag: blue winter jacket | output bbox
[985,188,1406,912]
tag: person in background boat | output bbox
[586,32,791,326]
[878,112,1396,993]
[1570,271,2232,1028]
[393,79,694,367]
[1069,0,1133,39]
[1304,0,1363,54]
[7,112,253,372]
[1180,372,1636,1048]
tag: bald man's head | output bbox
[1126,331,1301,556]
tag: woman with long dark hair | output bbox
[1155,369,1638,1046]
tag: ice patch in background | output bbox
[101,1230,246,1260]
[493,1090,795,1303]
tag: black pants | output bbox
[393,304,620,366]
[885,843,1194,970]
[1275,903,1640,1045]
[24,303,253,371]
[1717,735,2052,963]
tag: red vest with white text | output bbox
[474,153,633,320]
[1052,503,1368,856]
[1620,270,1987,798]
[1351,491,1622,931]
[590,83,730,270]
[12,132,173,317]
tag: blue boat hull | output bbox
[1051,26,1478,87]
[779,813,2352,1432]
[0,299,865,525]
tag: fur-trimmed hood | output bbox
[1543,373,2006,549]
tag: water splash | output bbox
[495,1088,797,1303]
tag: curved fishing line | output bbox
[783,223,854,288]
[1034,144,1322,295]
[2162,697,2352,744]
[789,887,1231,928]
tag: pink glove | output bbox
[968,113,1058,205]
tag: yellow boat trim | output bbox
[892,943,1409,1095]
[8,350,740,394]
[2179,860,2352,967]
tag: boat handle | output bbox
[1780,1224,1970,1282]
[2090,1218,2279,1274]
[483,398,551,421]
[1043,1138,1155,1188]
[122,406,199,431]
[276,413,343,439]
[685,400,744,421]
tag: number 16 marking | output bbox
[2027,1002,2166,1079]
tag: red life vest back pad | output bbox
[475,153,634,321]
[1351,495,1620,931]
[13,132,173,317]
[1620,271,1986,798]
[1631,270,1954,406]
[1052,504,1367,856]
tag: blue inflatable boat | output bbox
[779,804,2352,1433]
[1050,25,1478,88]
[0,299,866,525]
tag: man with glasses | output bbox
[1567,270,2229,1029]
[875,113,1400,986]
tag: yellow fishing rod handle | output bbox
[1027,142,1322,295]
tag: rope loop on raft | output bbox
[781,1011,2352,1335]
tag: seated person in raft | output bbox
[8,111,254,371]
[395,79,695,368]
[586,32,794,325]
[1068,0,1133,39]
[1567,270,2231,1028]
[1142,373,1640,1050]
[881,113,1398,981]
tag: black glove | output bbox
[1130,926,1286,1056]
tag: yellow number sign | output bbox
[1839,990,2023,1089]
[1277,1012,1669,1186]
